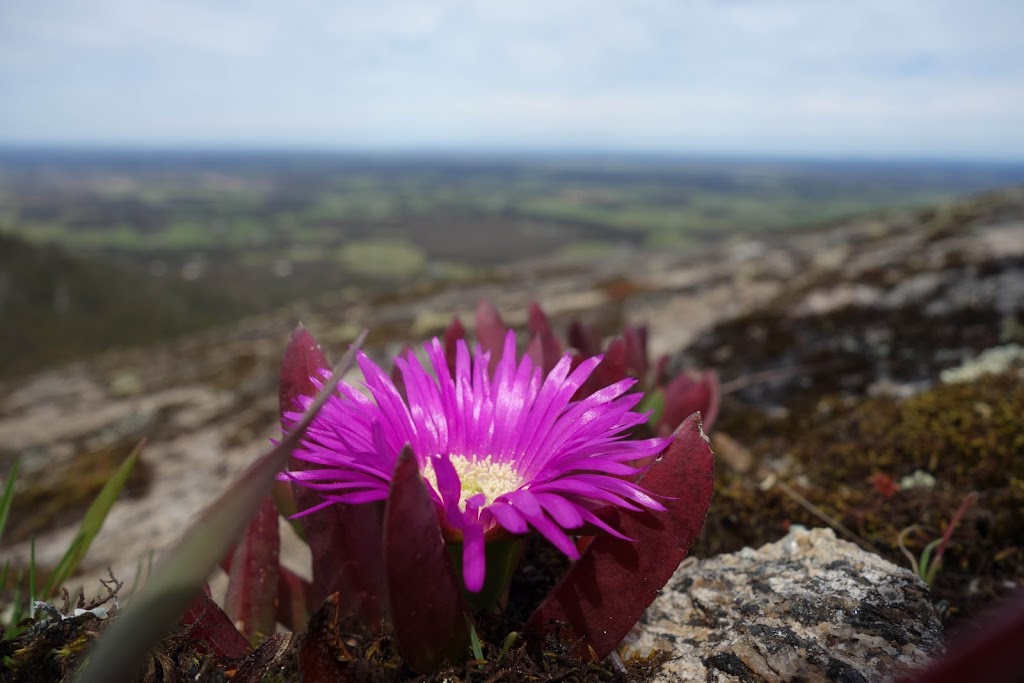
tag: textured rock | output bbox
[624,528,945,682]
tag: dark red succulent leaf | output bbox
[442,317,467,373]
[475,299,508,374]
[636,325,649,362]
[275,562,314,631]
[657,370,720,436]
[390,344,412,399]
[298,593,357,683]
[279,324,386,626]
[576,336,628,400]
[180,587,250,659]
[279,323,331,421]
[572,506,626,554]
[600,336,630,383]
[567,319,601,358]
[221,551,313,631]
[305,501,387,627]
[621,326,648,380]
[899,589,1024,683]
[572,505,622,540]
[276,324,332,539]
[525,413,714,661]
[526,301,563,375]
[224,495,281,643]
[653,353,671,385]
[384,447,472,673]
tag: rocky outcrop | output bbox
[625,528,945,683]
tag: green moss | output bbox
[695,370,1024,623]
[793,372,1023,485]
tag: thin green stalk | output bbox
[0,461,19,542]
[467,618,485,662]
[45,440,144,597]
[499,632,519,661]
[10,579,23,626]
[29,539,36,619]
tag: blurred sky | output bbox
[1,0,1022,159]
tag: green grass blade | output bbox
[76,331,366,683]
[44,440,145,598]
[10,578,24,626]
[29,538,36,618]
[499,632,519,660]
[0,461,19,542]
[127,554,145,599]
[0,560,9,632]
[468,618,484,662]
[919,537,944,585]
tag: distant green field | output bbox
[3,152,1020,317]
[3,153,1022,267]
[0,151,1022,378]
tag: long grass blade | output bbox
[10,578,23,626]
[76,330,366,683]
[0,461,19,542]
[29,538,36,618]
[44,440,145,598]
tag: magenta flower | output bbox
[283,330,668,593]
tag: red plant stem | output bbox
[934,491,978,564]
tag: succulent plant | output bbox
[447,299,720,438]
[75,317,716,680]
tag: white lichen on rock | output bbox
[623,528,944,683]
[940,344,1024,384]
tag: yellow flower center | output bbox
[423,454,522,512]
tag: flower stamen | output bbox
[424,454,522,512]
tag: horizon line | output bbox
[1,143,1023,167]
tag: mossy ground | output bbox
[692,369,1024,630]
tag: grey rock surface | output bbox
[624,528,945,683]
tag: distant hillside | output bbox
[0,232,244,377]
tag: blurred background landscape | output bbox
[1,0,1022,376]
[3,151,1023,376]
[1,0,1023,645]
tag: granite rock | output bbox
[624,528,945,683]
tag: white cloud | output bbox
[0,0,1022,157]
